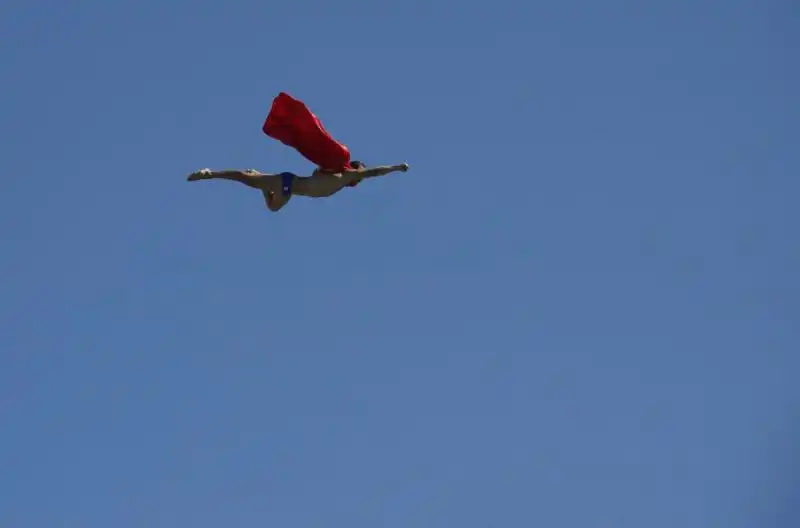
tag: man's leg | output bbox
[187,169,277,190]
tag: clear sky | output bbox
[2,0,798,526]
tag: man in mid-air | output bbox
[187,91,410,212]
[187,162,409,212]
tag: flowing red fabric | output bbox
[262,92,352,172]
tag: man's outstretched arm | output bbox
[357,163,410,179]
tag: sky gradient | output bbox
[2,1,798,526]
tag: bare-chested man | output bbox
[186,161,410,212]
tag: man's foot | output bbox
[187,168,213,181]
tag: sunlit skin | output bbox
[187,162,409,212]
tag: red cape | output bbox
[262,92,353,172]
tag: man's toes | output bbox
[187,169,211,181]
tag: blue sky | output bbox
[1,0,798,526]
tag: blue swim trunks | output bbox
[279,172,296,197]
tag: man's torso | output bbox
[293,170,360,198]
